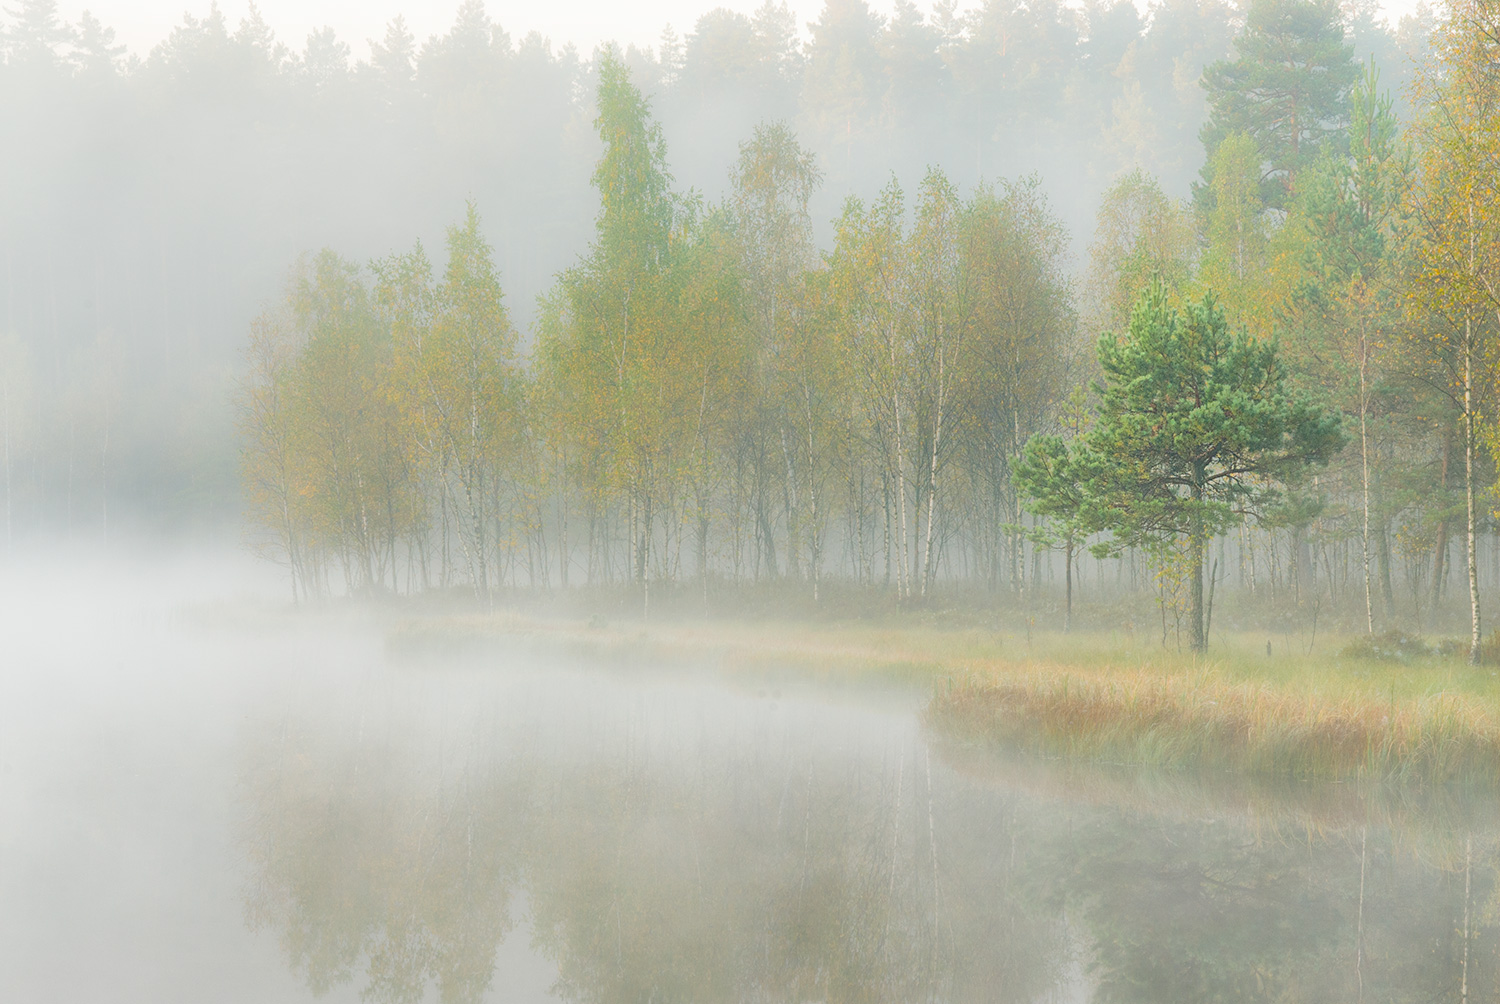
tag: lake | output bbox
[1,549,1493,1002]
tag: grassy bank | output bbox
[927,631,1500,785]
[931,666,1500,784]
[391,609,1500,785]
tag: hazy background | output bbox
[0,0,1433,540]
[58,0,1431,58]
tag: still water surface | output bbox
[1,551,1496,1002]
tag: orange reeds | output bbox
[929,668,1500,784]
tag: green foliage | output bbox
[1014,283,1344,648]
[1012,428,1097,629]
[1084,169,1196,337]
[1199,0,1359,208]
[1198,132,1269,324]
[1283,62,1404,293]
[1084,285,1344,551]
[1013,435,1089,536]
[592,47,676,268]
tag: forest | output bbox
[0,0,1424,525]
[7,0,1494,648]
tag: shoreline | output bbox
[386,609,1500,787]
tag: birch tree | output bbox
[905,169,969,596]
[1407,0,1500,663]
[239,310,305,600]
[962,178,1075,593]
[1275,62,1405,634]
[424,205,520,601]
[731,120,822,587]
[829,182,913,597]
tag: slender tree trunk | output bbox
[757,495,778,579]
[698,502,710,602]
[1011,406,1023,595]
[780,425,799,579]
[851,469,865,586]
[1462,835,1472,1004]
[1010,488,1023,596]
[439,470,451,588]
[893,389,908,601]
[1466,320,1482,664]
[559,487,569,589]
[1360,329,1374,635]
[882,468,892,589]
[922,340,945,597]
[458,473,488,602]
[1064,537,1073,634]
[1190,481,1206,653]
[808,460,820,603]
[1377,518,1395,617]
[1432,432,1450,621]
[642,487,651,620]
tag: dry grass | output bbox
[930,668,1500,784]
[926,629,1500,784]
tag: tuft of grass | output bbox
[929,663,1500,785]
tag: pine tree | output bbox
[1199,0,1358,208]
[1064,284,1344,651]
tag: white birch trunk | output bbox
[1360,328,1373,635]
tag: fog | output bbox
[6,549,1500,1001]
[10,1,1500,1000]
[0,0,1429,533]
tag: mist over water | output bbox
[0,547,360,1000]
[7,0,1500,998]
[1,546,1496,1002]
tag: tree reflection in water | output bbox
[239,671,1500,1003]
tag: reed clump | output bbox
[929,667,1500,784]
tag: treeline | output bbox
[242,74,1075,604]
[0,0,1429,534]
[243,0,1500,648]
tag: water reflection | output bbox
[239,667,1500,1003]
